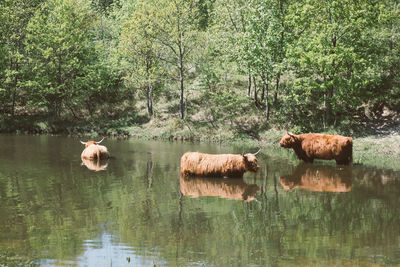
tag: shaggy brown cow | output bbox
[180,176,259,202]
[280,132,352,165]
[180,150,260,178]
[80,138,109,160]
[280,163,352,192]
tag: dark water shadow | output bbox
[180,176,259,202]
[280,163,352,192]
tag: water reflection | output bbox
[81,158,108,171]
[280,163,352,192]
[180,176,259,202]
[1,135,400,266]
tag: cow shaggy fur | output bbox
[81,141,109,160]
[180,152,260,178]
[280,133,352,165]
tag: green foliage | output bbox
[206,88,248,123]
[283,0,393,129]
[1,0,400,135]
[0,0,44,115]
[24,0,123,119]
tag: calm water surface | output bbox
[0,135,399,266]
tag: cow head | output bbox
[280,132,299,148]
[243,149,260,172]
[80,137,105,148]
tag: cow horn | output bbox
[253,148,261,155]
[80,140,87,145]
[287,131,295,137]
[97,137,105,144]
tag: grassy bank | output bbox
[352,134,400,170]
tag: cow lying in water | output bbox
[280,132,352,165]
[180,150,260,178]
[80,138,109,160]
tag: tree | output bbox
[213,0,252,97]
[25,0,105,118]
[244,0,290,120]
[0,0,44,117]
[147,0,200,119]
[119,0,163,117]
[285,0,384,128]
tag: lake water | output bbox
[0,135,399,266]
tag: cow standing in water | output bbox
[280,132,352,165]
[180,150,260,178]
[80,138,109,160]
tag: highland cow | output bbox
[280,163,352,192]
[180,150,260,178]
[280,132,352,165]
[80,138,109,160]
[180,176,259,202]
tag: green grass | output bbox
[352,135,400,170]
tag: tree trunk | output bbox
[179,62,184,119]
[146,83,151,116]
[150,83,154,116]
[274,73,280,105]
[146,71,153,116]
[261,81,265,102]
[247,74,252,97]
[11,59,18,118]
[253,76,258,105]
[57,52,63,118]
[262,73,269,120]
[326,85,334,126]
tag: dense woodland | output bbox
[1,0,400,136]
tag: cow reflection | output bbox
[180,176,259,202]
[81,158,108,171]
[280,163,352,192]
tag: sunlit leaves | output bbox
[24,0,121,117]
